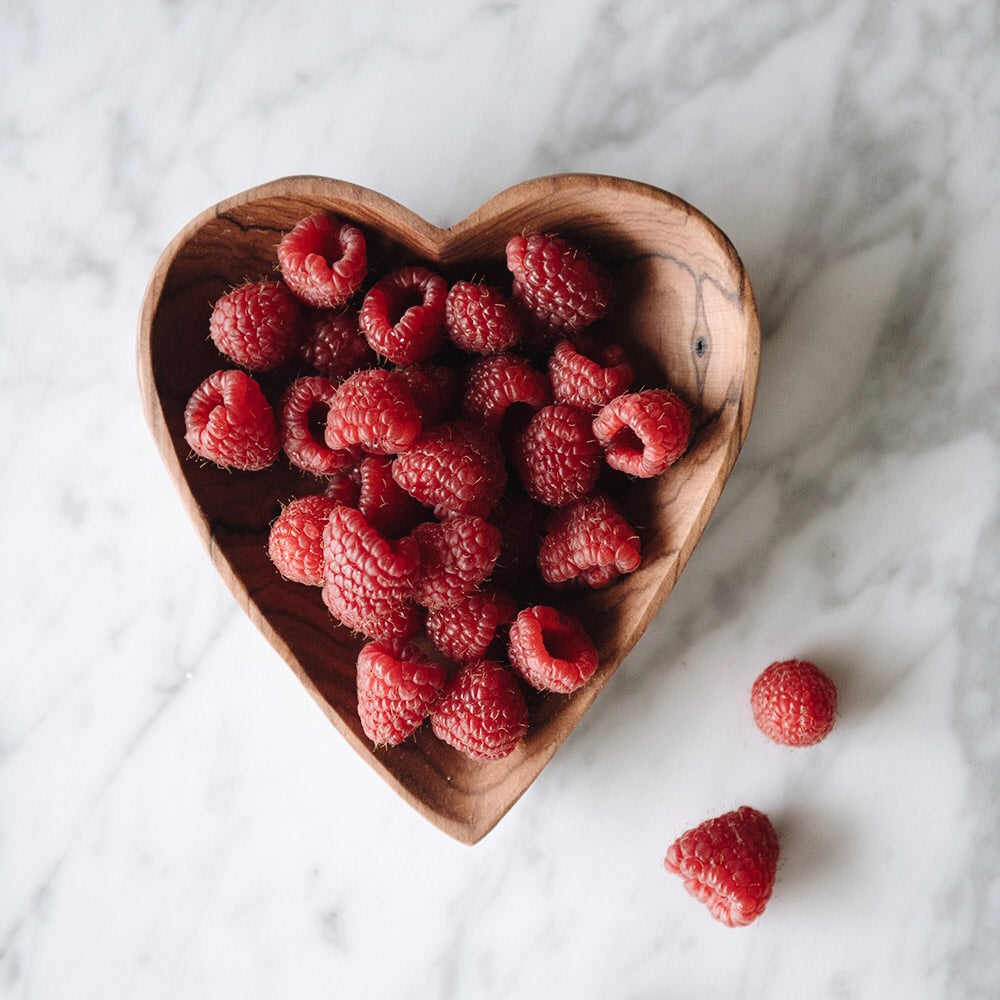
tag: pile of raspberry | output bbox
[183,214,692,762]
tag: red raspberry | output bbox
[391,420,506,519]
[508,605,598,694]
[325,368,422,455]
[394,363,460,425]
[277,213,367,309]
[411,516,501,610]
[279,376,359,476]
[663,806,780,928]
[321,506,421,640]
[460,353,550,431]
[537,494,640,587]
[298,309,374,380]
[324,473,361,507]
[425,587,517,662]
[360,265,447,364]
[430,660,529,761]
[444,281,523,354]
[593,389,691,478]
[506,233,612,333]
[488,495,548,583]
[354,455,425,538]
[325,597,423,643]
[548,338,634,413]
[520,312,564,356]
[184,369,279,471]
[208,280,300,372]
[355,639,448,747]
[512,404,602,507]
[267,494,340,586]
[751,659,838,747]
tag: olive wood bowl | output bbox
[137,174,760,844]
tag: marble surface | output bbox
[3,0,999,996]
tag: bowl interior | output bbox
[138,174,760,844]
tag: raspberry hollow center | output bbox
[314,225,348,265]
[540,623,581,663]
[386,286,428,324]
[611,425,645,457]
[307,400,328,442]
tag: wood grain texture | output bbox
[136,174,761,844]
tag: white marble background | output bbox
[3,0,999,996]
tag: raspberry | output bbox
[325,597,424,643]
[360,265,447,364]
[512,404,602,507]
[298,309,374,380]
[506,233,612,334]
[321,506,421,640]
[751,659,838,747]
[354,455,425,538]
[279,376,359,476]
[184,369,279,471]
[391,420,506,519]
[444,281,523,354]
[395,363,460,425]
[425,587,517,662]
[324,473,361,507]
[267,494,341,586]
[508,605,598,694]
[355,639,448,747]
[460,353,550,431]
[488,495,548,583]
[593,389,691,478]
[548,338,634,413]
[277,213,367,309]
[430,660,529,761]
[325,368,422,455]
[537,494,640,587]
[411,516,501,610]
[663,806,779,928]
[208,280,300,372]
[520,312,564,356]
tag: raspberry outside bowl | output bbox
[137,174,761,844]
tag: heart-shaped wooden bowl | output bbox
[137,174,760,844]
